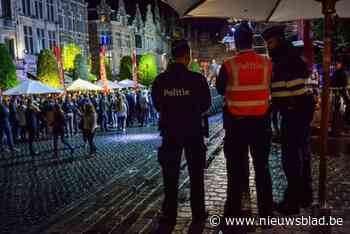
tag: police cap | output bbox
[171,39,190,58]
[234,21,253,42]
[261,25,286,41]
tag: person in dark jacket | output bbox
[25,99,40,156]
[63,96,75,137]
[9,97,19,143]
[262,25,316,215]
[331,60,349,134]
[126,90,136,127]
[152,39,211,233]
[0,97,17,153]
[52,104,74,158]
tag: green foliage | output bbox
[88,73,97,82]
[105,59,113,81]
[189,60,201,73]
[73,54,89,80]
[0,44,17,90]
[138,53,158,86]
[62,44,82,71]
[37,49,62,88]
[88,53,92,73]
[119,56,132,81]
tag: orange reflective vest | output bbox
[224,50,272,116]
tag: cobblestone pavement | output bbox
[171,138,350,234]
[0,126,162,234]
[0,114,223,234]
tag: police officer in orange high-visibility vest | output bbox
[216,22,273,223]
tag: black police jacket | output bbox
[270,42,311,110]
[151,63,211,137]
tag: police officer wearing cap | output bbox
[216,22,273,226]
[262,25,315,215]
[151,39,211,232]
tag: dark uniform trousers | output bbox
[158,133,207,222]
[280,94,315,207]
[223,114,273,218]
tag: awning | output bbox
[163,0,350,21]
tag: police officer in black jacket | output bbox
[262,25,316,215]
[151,39,211,232]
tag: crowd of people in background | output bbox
[0,89,159,158]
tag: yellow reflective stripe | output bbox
[271,79,306,88]
[286,78,305,87]
[227,100,269,107]
[271,81,286,88]
[271,88,307,97]
[226,85,269,91]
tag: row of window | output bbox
[99,32,145,49]
[22,0,55,21]
[58,13,85,33]
[24,25,57,54]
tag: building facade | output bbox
[88,0,171,77]
[0,0,89,78]
[0,0,16,59]
[58,0,89,55]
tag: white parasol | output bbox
[163,0,350,20]
[96,80,122,89]
[118,79,144,88]
[3,79,63,95]
[67,79,102,91]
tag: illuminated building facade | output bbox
[0,0,89,77]
[88,0,171,77]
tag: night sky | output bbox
[85,0,227,39]
[85,0,175,19]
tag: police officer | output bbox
[151,39,211,232]
[262,25,315,214]
[216,22,273,228]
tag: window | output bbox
[47,0,54,22]
[22,0,31,16]
[34,0,43,19]
[126,35,131,48]
[115,33,121,47]
[100,31,112,46]
[1,0,12,18]
[135,35,142,48]
[58,14,63,28]
[24,26,34,54]
[68,12,73,31]
[48,31,56,48]
[37,28,45,52]
[4,38,15,59]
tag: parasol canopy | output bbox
[96,80,122,89]
[67,79,102,91]
[163,0,350,21]
[3,79,63,96]
[118,79,145,88]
